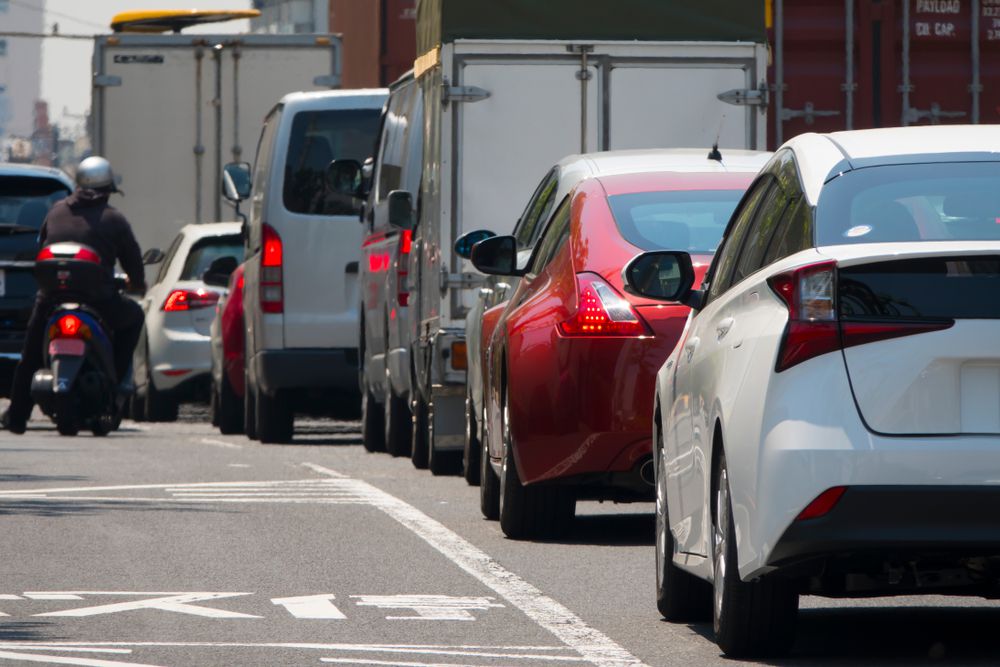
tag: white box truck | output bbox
[91,28,341,263]
[406,0,770,464]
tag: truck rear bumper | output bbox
[254,348,359,396]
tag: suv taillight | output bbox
[261,223,283,314]
[397,230,411,307]
[559,273,651,337]
[768,260,952,372]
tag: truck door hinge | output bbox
[94,75,122,88]
[781,102,840,125]
[440,271,487,291]
[443,85,491,105]
[718,83,769,108]
[905,103,966,125]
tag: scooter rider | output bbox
[1,156,146,434]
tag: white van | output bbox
[225,89,387,443]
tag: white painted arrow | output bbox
[271,594,346,619]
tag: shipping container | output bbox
[768,0,1000,148]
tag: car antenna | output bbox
[708,143,723,162]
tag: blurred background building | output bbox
[0,0,45,140]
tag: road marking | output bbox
[271,594,347,619]
[195,438,242,450]
[320,659,482,667]
[302,462,647,667]
[0,650,158,666]
[35,593,259,619]
[24,594,83,601]
[352,595,503,621]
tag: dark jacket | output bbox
[39,189,146,294]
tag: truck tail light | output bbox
[162,288,220,312]
[261,223,283,314]
[559,273,651,337]
[397,230,412,307]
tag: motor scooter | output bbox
[29,242,126,436]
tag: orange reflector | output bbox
[450,341,467,371]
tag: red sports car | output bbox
[210,263,246,434]
[471,153,769,538]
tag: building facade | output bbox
[0,0,44,139]
[250,0,329,34]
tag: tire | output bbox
[712,453,798,658]
[427,399,461,476]
[216,371,244,435]
[91,414,114,437]
[209,382,221,427]
[463,390,481,486]
[244,368,258,441]
[410,394,429,469]
[479,402,500,520]
[383,374,411,457]
[144,380,178,422]
[361,384,386,453]
[55,395,78,437]
[655,441,711,620]
[128,394,146,422]
[498,385,574,539]
[256,388,294,444]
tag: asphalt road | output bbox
[1,404,999,667]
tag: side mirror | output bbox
[201,255,239,287]
[222,162,252,202]
[387,190,414,230]
[142,248,165,265]
[470,235,521,276]
[327,159,363,197]
[623,251,698,306]
[454,229,496,259]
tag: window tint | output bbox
[180,236,244,281]
[707,179,772,300]
[764,197,813,265]
[156,234,184,285]
[283,108,381,216]
[530,196,571,273]
[733,183,791,282]
[608,189,745,253]
[514,169,559,248]
[817,162,1000,245]
[0,177,69,229]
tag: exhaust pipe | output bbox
[639,458,655,486]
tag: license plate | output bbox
[0,269,5,297]
[49,338,85,357]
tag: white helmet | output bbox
[76,156,118,192]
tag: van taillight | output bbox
[261,223,283,314]
[769,260,953,372]
[397,229,412,307]
[559,273,651,337]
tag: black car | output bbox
[0,164,74,396]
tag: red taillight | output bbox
[796,486,847,521]
[74,247,101,263]
[559,273,651,337]
[162,288,220,312]
[57,314,82,338]
[36,245,101,263]
[261,223,283,314]
[36,247,54,261]
[397,230,411,307]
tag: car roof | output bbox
[597,171,758,197]
[0,163,74,189]
[278,88,388,112]
[177,221,243,241]
[784,125,1000,205]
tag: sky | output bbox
[38,0,252,133]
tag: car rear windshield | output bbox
[283,108,381,216]
[0,177,71,231]
[180,236,244,281]
[607,189,745,252]
[817,161,1000,246]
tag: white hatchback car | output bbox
[625,126,1000,657]
[133,222,243,421]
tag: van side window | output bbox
[375,85,413,202]
[282,107,381,216]
[252,111,280,204]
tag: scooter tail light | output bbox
[49,314,91,340]
[559,273,651,337]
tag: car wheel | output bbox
[361,382,386,453]
[128,393,146,422]
[713,453,798,658]
[656,438,711,620]
[144,376,178,422]
[217,370,244,435]
[427,398,461,476]
[209,381,221,427]
[410,394,429,469]
[243,369,258,441]
[479,400,500,520]
[498,384,574,539]
[256,387,293,444]
[383,371,411,457]
[463,389,481,486]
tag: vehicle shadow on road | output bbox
[282,421,363,446]
[539,512,655,547]
[0,621,66,642]
[684,604,1000,664]
[0,499,236,518]
[0,474,87,484]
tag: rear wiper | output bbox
[0,224,38,235]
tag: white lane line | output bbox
[0,479,344,496]
[320,659,480,667]
[195,438,243,450]
[0,650,159,667]
[0,648,133,654]
[302,462,647,667]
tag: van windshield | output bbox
[282,108,381,216]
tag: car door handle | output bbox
[716,317,734,339]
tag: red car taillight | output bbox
[397,229,411,307]
[796,486,848,520]
[260,223,283,314]
[162,288,220,312]
[559,273,651,337]
[769,260,953,372]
